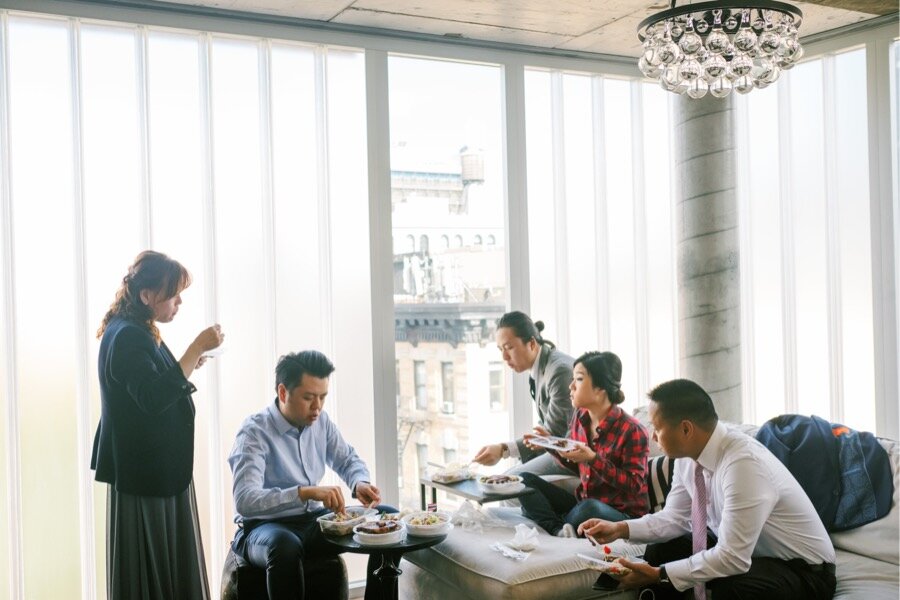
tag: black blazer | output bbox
[90,316,198,497]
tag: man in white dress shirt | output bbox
[579,379,836,600]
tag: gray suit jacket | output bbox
[515,344,575,462]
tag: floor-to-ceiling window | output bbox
[0,13,372,597]
[739,46,880,432]
[0,4,895,600]
[388,55,510,510]
[524,70,677,413]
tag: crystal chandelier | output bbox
[637,1,803,98]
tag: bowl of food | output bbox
[402,511,452,536]
[478,474,524,494]
[353,519,405,545]
[316,506,376,536]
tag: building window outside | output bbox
[416,439,429,477]
[395,360,401,407]
[489,363,505,411]
[419,234,430,254]
[414,360,428,410]
[441,234,450,249]
[441,362,455,414]
[453,234,463,248]
[473,234,483,245]
[487,234,496,245]
[442,428,459,466]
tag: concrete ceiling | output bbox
[145,0,894,57]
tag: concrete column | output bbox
[673,95,741,423]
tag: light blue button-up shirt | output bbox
[228,400,371,522]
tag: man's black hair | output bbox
[275,350,335,392]
[648,378,718,430]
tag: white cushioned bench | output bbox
[399,507,637,600]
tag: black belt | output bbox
[805,562,836,576]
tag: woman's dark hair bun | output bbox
[534,320,545,332]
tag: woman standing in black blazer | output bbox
[91,250,224,600]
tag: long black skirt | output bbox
[106,481,210,600]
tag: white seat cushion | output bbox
[400,507,637,600]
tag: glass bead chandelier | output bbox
[637,0,803,98]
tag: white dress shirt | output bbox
[626,423,835,592]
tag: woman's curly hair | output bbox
[97,250,191,342]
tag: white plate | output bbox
[202,347,226,358]
[479,482,525,495]
[406,522,453,538]
[528,436,579,453]
[353,532,405,546]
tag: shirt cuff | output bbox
[621,516,653,543]
[660,558,694,592]
[506,440,520,459]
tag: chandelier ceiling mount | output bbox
[637,0,803,98]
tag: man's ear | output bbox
[681,419,693,437]
[276,383,287,403]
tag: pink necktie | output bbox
[692,461,707,600]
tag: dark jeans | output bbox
[519,472,629,536]
[642,532,836,600]
[233,505,397,600]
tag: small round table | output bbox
[325,532,447,600]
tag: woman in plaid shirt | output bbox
[519,351,650,538]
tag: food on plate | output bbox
[378,512,402,522]
[408,513,447,526]
[327,512,356,523]
[432,462,475,483]
[316,506,375,536]
[604,559,632,576]
[357,520,402,535]
[479,474,520,485]
[599,546,631,574]
[553,439,572,448]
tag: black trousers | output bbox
[233,506,398,600]
[518,472,629,536]
[641,533,836,600]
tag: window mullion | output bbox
[630,81,650,398]
[550,71,569,351]
[778,74,798,415]
[0,10,24,600]
[197,32,225,599]
[502,60,533,443]
[364,47,398,505]
[67,16,97,600]
[591,75,610,351]
[823,54,844,424]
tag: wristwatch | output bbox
[658,565,671,586]
[500,443,510,459]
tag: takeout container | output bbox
[353,520,405,545]
[477,474,524,494]
[316,506,377,536]
[402,510,452,536]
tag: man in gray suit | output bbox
[472,311,574,477]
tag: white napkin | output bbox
[490,524,539,561]
[451,500,509,533]
[507,524,539,551]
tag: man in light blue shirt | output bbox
[228,350,392,600]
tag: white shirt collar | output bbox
[695,421,727,473]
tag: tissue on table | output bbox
[506,524,539,552]
[451,500,510,533]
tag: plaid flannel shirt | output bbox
[554,405,650,518]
